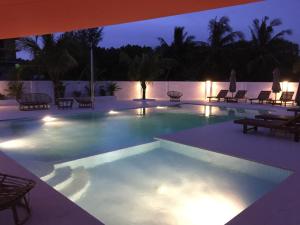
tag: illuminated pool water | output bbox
[50,140,291,225]
[0,104,265,165]
[0,104,289,225]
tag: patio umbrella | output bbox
[296,80,300,106]
[272,68,281,101]
[229,69,237,97]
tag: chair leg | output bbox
[12,205,20,225]
[295,132,299,142]
[243,124,247,133]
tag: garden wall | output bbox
[0,80,298,101]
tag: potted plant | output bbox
[6,80,24,100]
[106,82,121,96]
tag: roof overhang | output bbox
[0,0,261,39]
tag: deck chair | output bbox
[270,91,295,107]
[207,90,228,102]
[249,91,271,104]
[74,97,94,108]
[225,90,247,103]
[234,114,300,142]
[0,173,35,225]
[17,93,52,111]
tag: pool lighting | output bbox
[205,105,211,117]
[156,106,167,109]
[42,116,57,122]
[0,139,31,149]
[108,110,119,115]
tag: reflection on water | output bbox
[75,148,284,225]
[0,105,268,164]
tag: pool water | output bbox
[50,140,291,225]
[0,104,289,225]
[0,104,265,165]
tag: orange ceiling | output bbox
[0,0,261,39]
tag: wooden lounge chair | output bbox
[225,90,247,103]
[167,91,183,102]
[207,90,228,102]
[17,93,52,111]
[0,173,35,225]
[269,91,295,107]
[74,97,94,108]
[255,114,294,122]
[249,91,271,104]
[234,115,300,142]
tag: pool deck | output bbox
[0,99,299,225]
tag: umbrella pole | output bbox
[90,45,94,109]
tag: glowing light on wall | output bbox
[282,81,289,92]
[205,80,212,100]
[136,82,142,99]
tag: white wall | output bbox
[0,80,298,101]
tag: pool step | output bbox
[46,167,72,190]
[59,167,90,202]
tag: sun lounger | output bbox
[225,90,247,103]
[255,114,294,121]
[234,115,300,142]
[207,90,228,102]
[268,91,295,107]
[74,97,94,108]
[249,91,271,104]
[0,173,35,225]
[17,93,52,111]
[167,91,183,102]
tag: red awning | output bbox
[0,0,261,39]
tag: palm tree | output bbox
[128,53,162,100]
[18,34,77,101]
[158,27,197,80]
[248,16,292,80]
[203,16,244,78]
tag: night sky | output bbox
[17,0,300,59]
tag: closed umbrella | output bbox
[296,80,300,106]
[229,69,237,97]
[272,68,281,101]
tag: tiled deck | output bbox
[0,99,299,225]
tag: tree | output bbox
[18,34,77,101]
[202,16,244,79]
[157,27,197,80]
[248,16,293,80]
[128,53,162,100]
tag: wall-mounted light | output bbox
[205,80,212,100]
[282,81,289,92]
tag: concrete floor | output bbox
[0,99,299,225]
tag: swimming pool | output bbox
[0,104,265,166]
[1,104,288,225]
[45,140,290,225]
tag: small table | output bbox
[57,98,74,109]
[287,107,300,116]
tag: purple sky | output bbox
[17,0,300,59]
